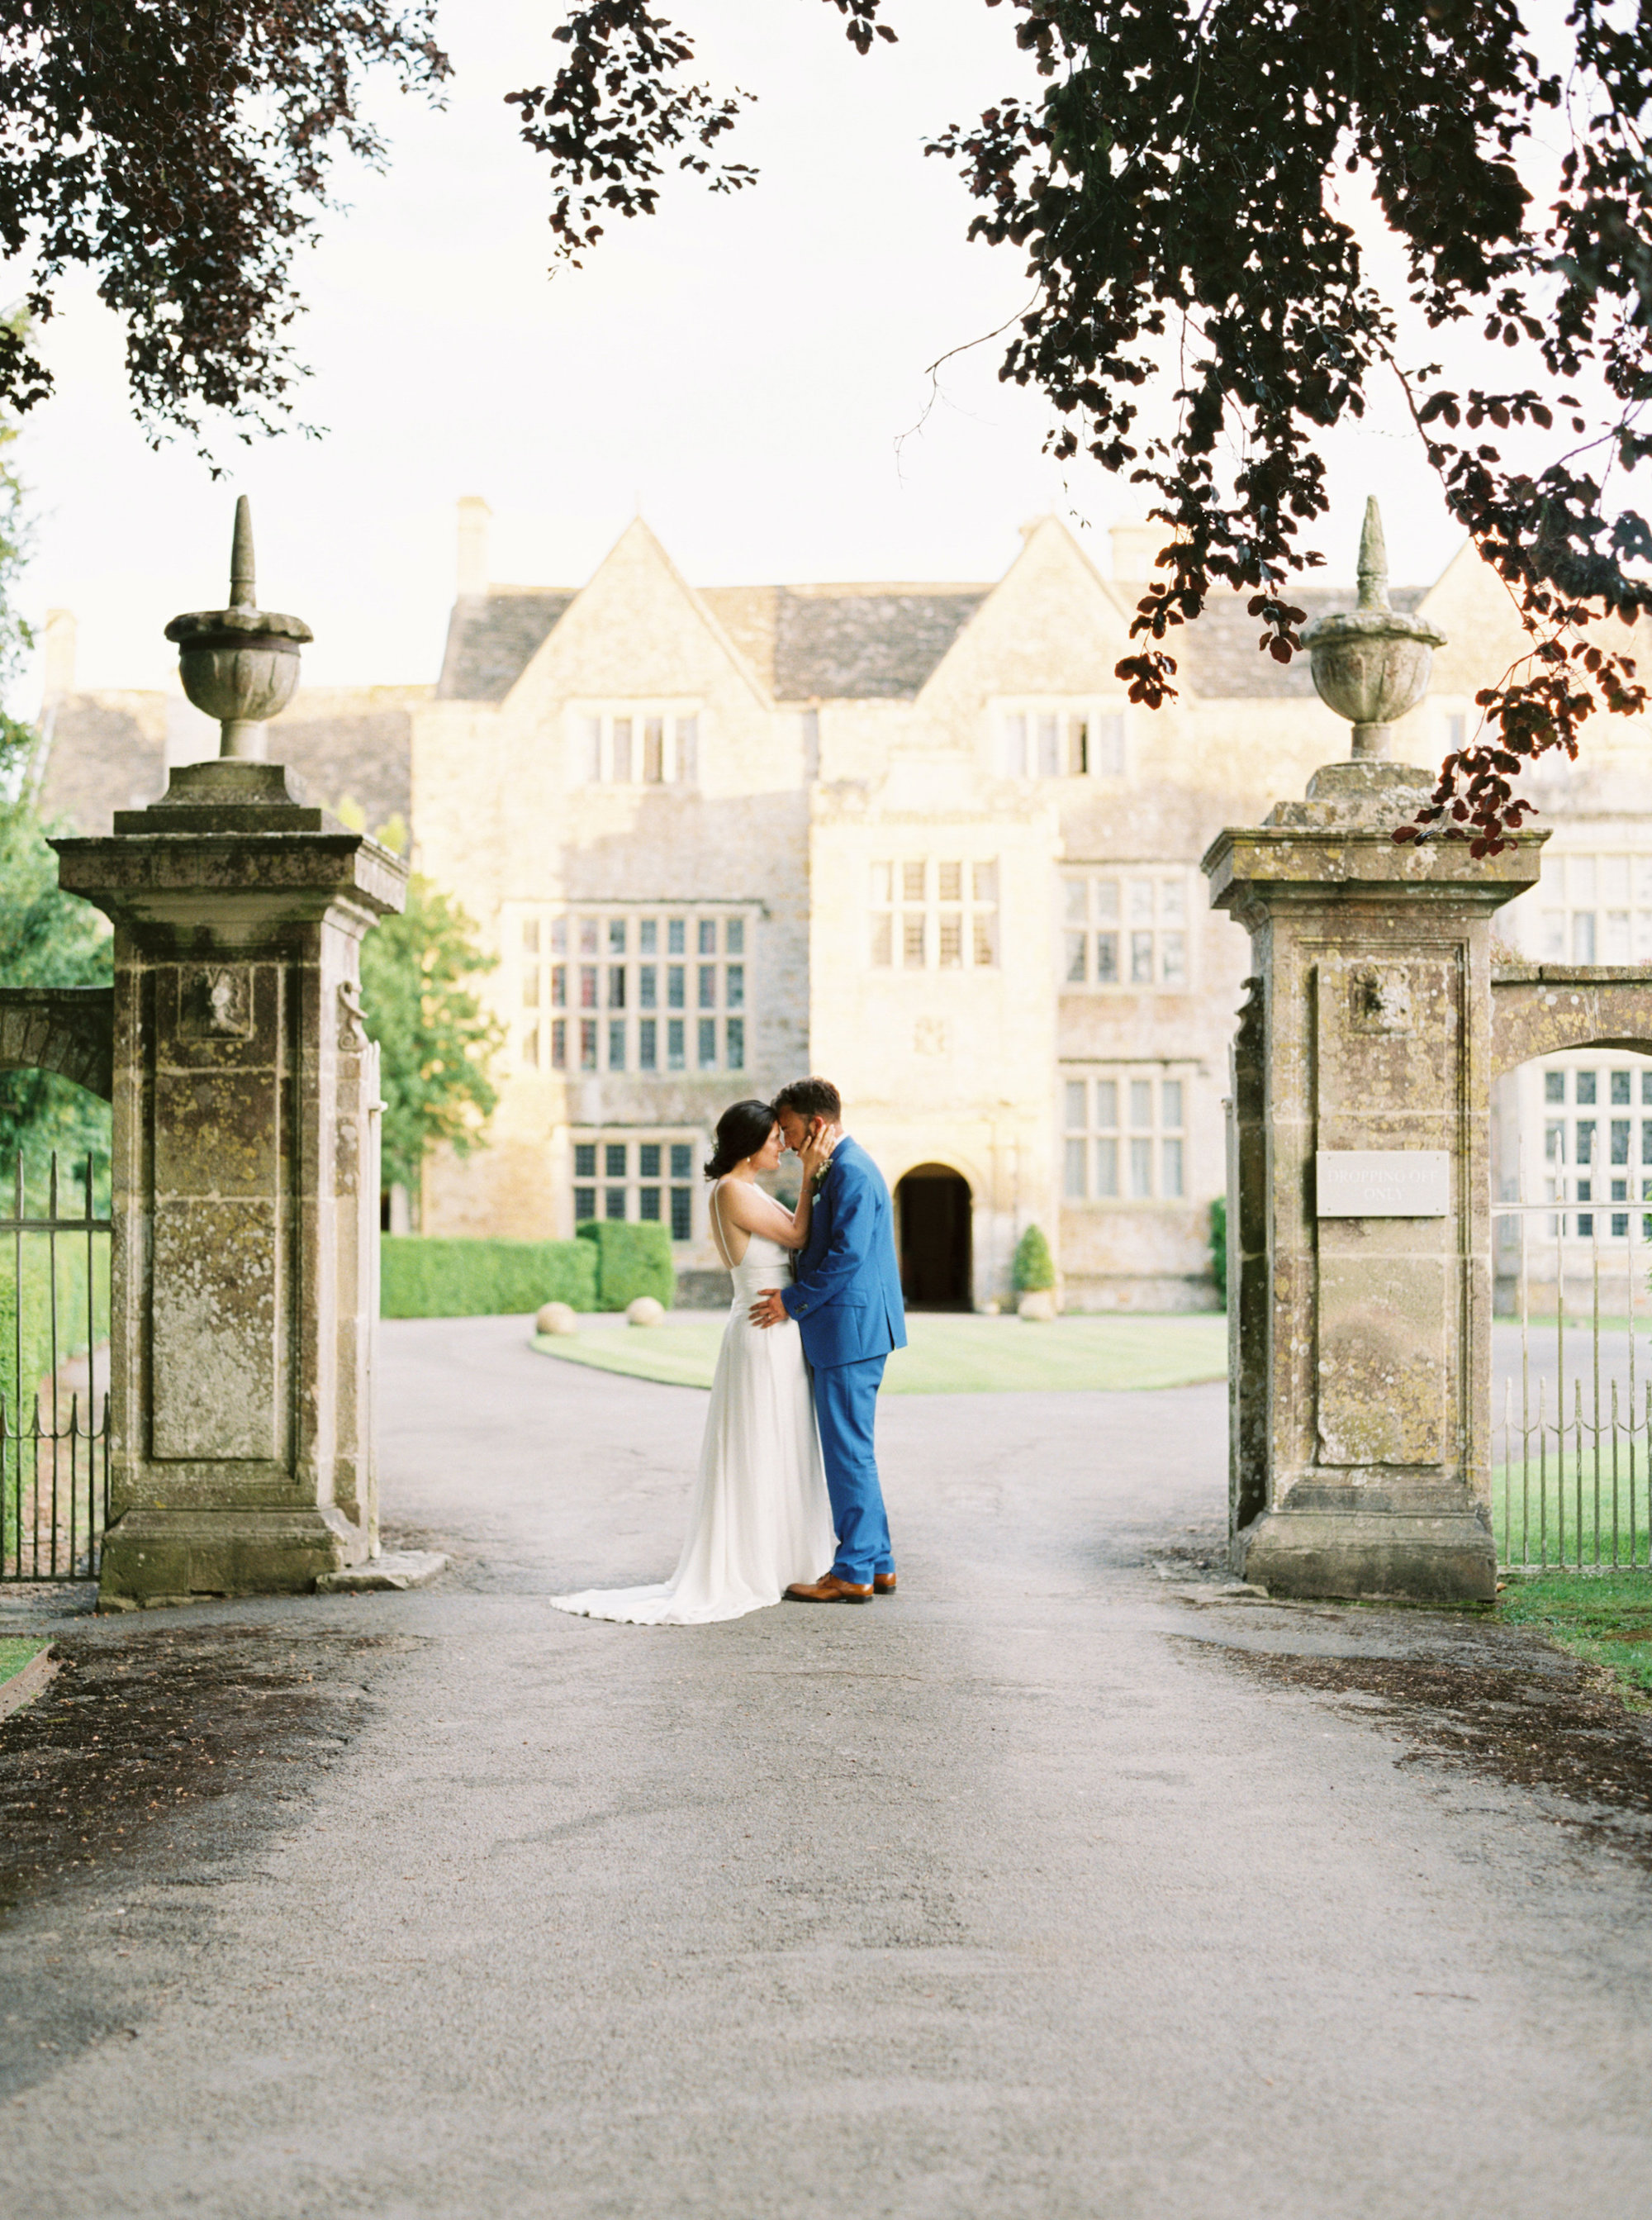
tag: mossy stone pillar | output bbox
[1202,501,1543,1600]
[50,504,408,1605]
[1205,769,1540,1598]
[55,763,407,1604]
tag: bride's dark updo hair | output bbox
[705,1099,777,1181]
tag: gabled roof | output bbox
[39,687,421,834]
[437,589,577,702]
[434,578,990,706]
[700,585,990,701]
[1166,586,1427,700]
[430,528,1434,708]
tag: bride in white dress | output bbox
[549,1099,837,1625]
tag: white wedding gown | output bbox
[549,1225,836,1625]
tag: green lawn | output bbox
[0,1638,49,1688]
[1492,1456,1651,1575]
[1498,1571,1652,1699]
[531,1310,1229,1395]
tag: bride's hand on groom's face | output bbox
[798,1124,834,1181]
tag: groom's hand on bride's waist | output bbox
[749,1290,789,1329]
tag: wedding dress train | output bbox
[549,1229,836,1625]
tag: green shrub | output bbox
[1011,1224,1056,1293]
[577,1219,676,1311]
[1209,1195,1227,1309]
[381,1237,596,1319]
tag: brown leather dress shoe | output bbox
[874,1573,897,1595]
[785,1574,873,1604]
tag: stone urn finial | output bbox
[164,498,314,760]
[1301,497,1444,760]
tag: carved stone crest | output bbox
[1349,964,1413,1036]
[179,964,252,1039]
[337,980,369,1051]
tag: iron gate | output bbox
[1493,1200,1652,1572]
[0,1153,110,1582]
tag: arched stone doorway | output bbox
[895,1164,972,1310]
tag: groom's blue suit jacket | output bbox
[781,1136,907,1370]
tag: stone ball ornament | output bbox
[1301,497,1445,760]
[626,1295,667,1328]
[536,1300,579,1337]
[164,497,313,760]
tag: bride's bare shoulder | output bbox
[715,1176,762,1226]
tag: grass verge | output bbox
[0,1638,48,1688]
[531,1311,1229,1395]
[1491,1456,1650,1575]
[1497,1571,1652,1702]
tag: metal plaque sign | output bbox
[1315,1149,1450,1219]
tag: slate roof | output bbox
[437,590,577,702]
[37,699,167,830]
[1172,586,1427,699]
[434,582,990,704]
[434,575,1427,705]
[38,687,421,836]
[701,586,991,701]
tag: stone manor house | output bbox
[37,502,1652,1311]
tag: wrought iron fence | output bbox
[0,1153,110,1582]
[1493,1200,1652,1572]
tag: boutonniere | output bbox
[810,1162,830,1196]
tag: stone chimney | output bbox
[457,496,491,597]
[1109,520,1165,581]
[41,607,76,700]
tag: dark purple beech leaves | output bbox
[511,0,1652,854]
[0,2,449,451]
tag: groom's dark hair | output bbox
[772,1076,841,1123]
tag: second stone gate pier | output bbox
[1203,502,1538,1600]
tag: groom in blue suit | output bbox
[749,1077,907,1604]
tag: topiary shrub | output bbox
[381,1237,596,1319]
[576,1219,676,1311]
[1209,1195,1227,1309]
[1011,1224,1056,1293]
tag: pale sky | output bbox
[12,0,1479,705]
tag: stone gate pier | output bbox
[53,504,409,1606]
[1204,501,1652,1600]
[1203,503,1536,1600]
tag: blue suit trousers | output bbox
[813,1354,893,1585]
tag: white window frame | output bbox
[567,705,701,788]
[1061,1065,1191,1204]
[868,858,999,971]
[1061,865,1194,991]
[571,1129,703,1242]
[995,701,1127,781]
[1520,1050,1652,1243]
[513,902,757,1077]
[1501,839,1652,967]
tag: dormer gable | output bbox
[917,516,1135,711]
[444,516,772,712]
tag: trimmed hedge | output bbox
[381,1237,596,1319]
[576,1219,675,1311]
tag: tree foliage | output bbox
[0,340,107,1181]
[21,3,1652,845]
[0,2,448,449]
[0,799,112,1180]
[508,0,1652,851]
[358,875,502,1200]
